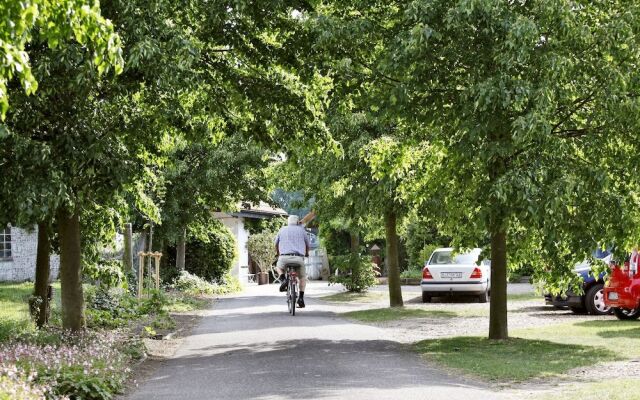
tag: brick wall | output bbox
[0,227,60,282]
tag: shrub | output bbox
[247,231,277,273]
[85,287,145,329]
[330,254,378,292]
[400,267,423,280]
[163,224,237,283]
[171,271,241,296]
[84,259,126,289]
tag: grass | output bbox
[0,282,34,341]
[343,307,457,322]
[165,292,211,312]
[507,292,540,302]
[322,291,386,303]
[415,336,614,381]
[536,379,640,400]
[513,319,640,358]
[0,282,64,342]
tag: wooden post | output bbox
[154,253,161,290]
[137,252,144,298]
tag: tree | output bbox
[310,1,640,339]
[2,0,329,331]
[156,135,271,270]
[381,1,640,339]
[0,0,122,118]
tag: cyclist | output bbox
[274,215,310,308]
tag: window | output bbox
[0,227,11,259]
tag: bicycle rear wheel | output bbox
[290,280,297,316]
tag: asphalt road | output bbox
[125,283,512,400]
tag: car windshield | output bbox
[429,251,478,265]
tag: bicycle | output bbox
[285,263,300,316]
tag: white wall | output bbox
[0,227,60,282]
[217,216,250,284]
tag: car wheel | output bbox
[477,290,489,303]
[613,308,640,320]
[422,292,431,303]
[585,283,612,315]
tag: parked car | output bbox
[421,248,490,303]
[544,249,612,315]
[604,257,640,320]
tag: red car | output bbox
[604,259,640,320]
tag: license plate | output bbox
[608,292,619,300]
[441,272,462,279]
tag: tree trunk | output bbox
[176,227,186,270]
[33,222,51,328]
[489,229,508,340]
[123,223,133,274]
[384,208,403,307]
[57,208,85,331]
[349,231,359,254]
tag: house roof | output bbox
[229,202,288,220]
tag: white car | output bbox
[421,248,491,303]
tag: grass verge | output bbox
[507,292,540,302]
[535,379,640,400]
[415,336,614,381]
[322,291,386,303]
[343,307,457,322]
[513,319,640,358]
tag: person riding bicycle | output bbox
[274,215,310,308]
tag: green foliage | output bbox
[84,287,141,329]
[402,215,449,269]
[163,223,236,283]
[0,0,123,118]
[330,254,378,293]
[247,231,277,273]
[171,271,241,297]
[319,225,352,258]
[53,363,125,400]
[399,267,423,280]
[84,259,126,289]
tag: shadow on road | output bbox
[129,338,488,400]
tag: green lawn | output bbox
[322,291,386,303]
[415,336,614,381]
[0,281,62,342]
[507,292,541,302]
[536,379,640,400]
[513,320,640,358]
[343,307,457,322]
[0,282,35,341]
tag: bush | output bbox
[163,224,237,283]
[171,271,241,296]
[400,267,423,279]
[330,254,379,292]
[247,231,277,273]
[84,259,126,289]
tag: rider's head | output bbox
[287,215,299,226]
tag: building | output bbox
[0,226,60,282]
[214,202,289,285]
